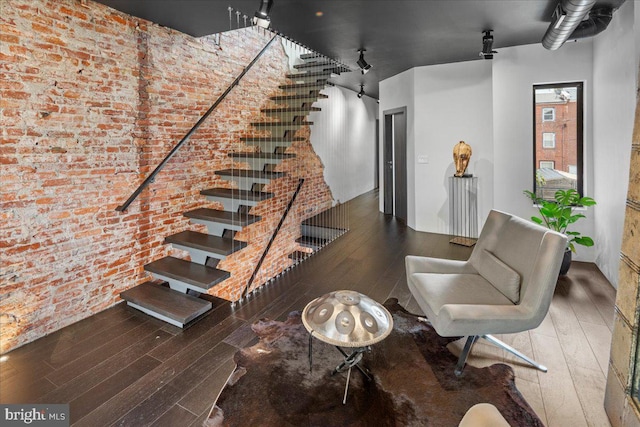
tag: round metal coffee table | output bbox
[302,290,393,404]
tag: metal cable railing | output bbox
[242,178,304,298]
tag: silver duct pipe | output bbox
[542,0,596,50]
[570,7,613,39]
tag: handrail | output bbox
[116,34,278,212]
[243,178,305,298]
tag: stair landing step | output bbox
[200,187,274,202]
[296,236,328,249]
[184,208,261,227]
[165,230,246,256]
[121,282,211,327]
[144,256,230,291]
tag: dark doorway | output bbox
[375,119,380,189]
[383,107,407,222]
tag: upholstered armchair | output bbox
[406,209,567,375]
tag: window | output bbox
[533,83,583,201]
[542,133,555,148]
[540,161,555,169]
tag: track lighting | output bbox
[253,0,274,28]
[356,49,372,74]
[479,30,497,60]
[357,84,365,99]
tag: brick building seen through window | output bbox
[533,83,583,200]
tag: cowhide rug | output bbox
[205,299,543,426]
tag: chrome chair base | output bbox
[454,334,548,376]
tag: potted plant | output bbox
[523,188,596,275]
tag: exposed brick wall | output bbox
[0,0,333,353]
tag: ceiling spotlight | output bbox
[253,0,274,28]
[357,84,365,98]
[357,49,372,74]
[479,30,497,60]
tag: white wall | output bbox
[309,85,378,203]
[379,13,640,270]
[492,41,596,261]
[592,0,638,287]
[412,61,493,234]
[379,62,493,233]
[281,40,379,204]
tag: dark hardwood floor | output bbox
[0,189,614,426]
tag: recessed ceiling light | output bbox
[315,11,324,17]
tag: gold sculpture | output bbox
[453,141,472,177]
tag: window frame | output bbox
[532,82,584,199]
[539,160,555,169]
[542,132,556,149]
[542,107,555,122]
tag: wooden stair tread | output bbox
[299,53,326,60]
[270,94,328,101]
[215,169,285,179]
[240,136,304,143]
[144,256,230,290]
[251,121,313,127]
[261,107,321,113]
[251,121,313,132]
[200,187,274,201]
[286,71,334,79]
[228,152,294,160]
[294,61,344,70]
[120,282,211,325]
[184,208,261,226]
[164,230,246,255]
[279,82,329,90]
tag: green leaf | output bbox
[579,197,597,207]
[568,214,585,224]
[531,217,543,225]
[574,236,594,247]
[555,189,580,205]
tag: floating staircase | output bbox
[121,50,350,326]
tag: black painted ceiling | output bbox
[94,0,625,98]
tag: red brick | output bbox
[1,0,333,354]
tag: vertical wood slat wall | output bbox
[604,71,640,427]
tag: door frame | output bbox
[382,107,407,221]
